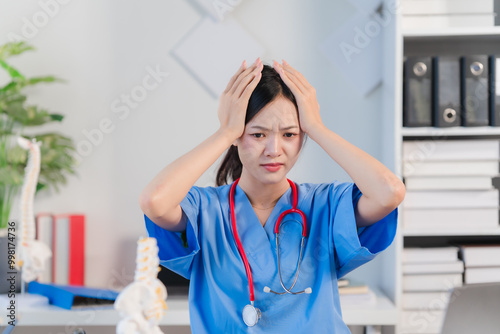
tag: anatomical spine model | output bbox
[114,237,168,334]
[15,136,52,283]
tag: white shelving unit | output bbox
[403,26,500,38]
[402,126,500,137]
[404,228,500,237]
[397,7,500,334]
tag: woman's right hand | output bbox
[217,58,263,140]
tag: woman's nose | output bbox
[265,135,282,157]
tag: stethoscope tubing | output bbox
[229,178,309,302]
[229,178,256,302]
[271,235,307,295]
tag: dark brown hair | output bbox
[215,64,306,186]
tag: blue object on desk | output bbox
[27,281,119,310]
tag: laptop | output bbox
[441,282,500,334]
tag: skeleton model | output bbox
[15,136,52,283]
[114,237,168,334]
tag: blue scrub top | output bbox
[144,181,398,333]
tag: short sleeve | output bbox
[331,182,398,279]
[144,186,202,280]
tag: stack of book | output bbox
[401,247,464,333]
[337,279,376,306]
[35,213,85,285]
[459,244,500,284]
[403,139,500,233]
[401,0,496,30]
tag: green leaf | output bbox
[0,81,21,94]
[0,165,24,187]
[0,94,26,117]
[26,76,63,85]
[4,105,55,126]
[36,182,46,192]
[31,132,77,194]
[0,40,77,199]
[50,113,64,122]
[0,59,25,80]
[2,100,25,121]
[0,41,34,60]
[6,145,27,165]
[0,76,63,97]
[1,93,26,105]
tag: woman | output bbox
[139,57,405,333]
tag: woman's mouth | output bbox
[261,163,283,172]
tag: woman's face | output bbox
[236,96,304,185]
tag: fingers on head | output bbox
[235,63,263,98]
[274,61,307,94]
[240,69,262,99]
[284,65,307,87]
[273,61,293,85]
[272,60,284,75]
[231,62,263,96]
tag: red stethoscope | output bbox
[229,178,312,327]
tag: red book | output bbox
[68,214,85,285]
[52,214,85,285]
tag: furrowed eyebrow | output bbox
[249,125,299,131]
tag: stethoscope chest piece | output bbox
[242,304,261,327]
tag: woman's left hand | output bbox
[273,60,323,135]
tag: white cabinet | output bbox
[391,3,500,333]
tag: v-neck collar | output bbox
[230,183,293,259]
[236,183,293,234]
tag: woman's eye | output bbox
[252,133,263,138]
[284,133,296,138]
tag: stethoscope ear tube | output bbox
[263,235,312,295]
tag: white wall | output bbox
[1,0,390,289]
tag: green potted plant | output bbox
[0,41,78,235]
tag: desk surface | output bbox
[0,289,398,327]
